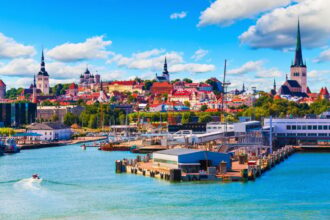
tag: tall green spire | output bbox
[293,19,305,67]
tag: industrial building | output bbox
[153,148,231,173]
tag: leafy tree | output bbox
[198,115,212,123]
[200,105,208,112]
[64,112,79,126]
[51,114,59,122]
[0,128,15,136]
[183,78,193,83]
[88,114,98,128]
[183,101,191,107]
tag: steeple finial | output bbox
[293,19,304,67]
[273,78,276,91]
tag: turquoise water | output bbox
[1,144,330,220]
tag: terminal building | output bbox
[152,148,231,173]
[206,121,261,134]
[264,116,330,147]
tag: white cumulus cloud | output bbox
[240,0,330,49]
[47,36,112,62]
[108,49,215,74]
[191,49,208,61]
[198,0,291,26]
[170,11,187,20]
[228,60,264,75]
[0,33,36,59]
[314,49,330,63]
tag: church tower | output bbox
[37,50,50,95]
[290,20,307,93]
[163,57,169,81]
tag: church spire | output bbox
[41,49,45,71]
[163,57,168,75]
[33,74,36,88]
[293,19,305,67]
[38,49,49,76]
[273,78,276,91]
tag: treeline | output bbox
[128,111,236,124]
[64,103,127,128]
[239,93,330,120]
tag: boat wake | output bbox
[14,177,43,191]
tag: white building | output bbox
[27,122,72,141]
[206,122,234,133]
[264,117,330,146]
[206,121,261,134]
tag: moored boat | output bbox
[3,138,20,154]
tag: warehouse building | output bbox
[153,148,231,173]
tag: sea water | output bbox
[1,144,330,220]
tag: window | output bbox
[298,133,306,136]
[318,126,323,130]
[302,126,307,130]
[308,125,312,130]
[287,125,291,130]
[319,133,327,137]
[313,125,317,130]
[45,132,47,135]
[308,133,317,137]
[292,125,297,130]
[323,125,328,130]
[297,125,301,130]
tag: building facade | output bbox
[0,102,37,127]
[0,80,6,99]
[27,122,72,141]
[264,117,330,146]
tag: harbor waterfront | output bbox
[1,143,330,219]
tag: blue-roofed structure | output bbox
[153,148,231,173]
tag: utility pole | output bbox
[221,60,231,140]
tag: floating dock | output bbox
[116,145,295,182]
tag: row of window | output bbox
[277,133,330,137]
[286,125,330,130]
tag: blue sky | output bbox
[0,0,329,92]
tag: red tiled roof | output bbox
[69,83,78,89]
[0,80,6,87]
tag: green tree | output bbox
[183,78,193,83]
[88,115,98,128]
[51,114,59,122]
[200,105,208,112]
[183,101,191,107]
[64,112,79,126]
[198,115,212,123]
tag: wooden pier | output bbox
[115,145,296,182]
